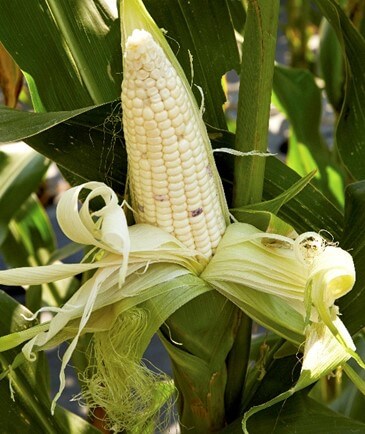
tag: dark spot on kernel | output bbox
[206,165,213,177]
[190,207,203,217]
[138,204,144,212]
[154,194,168,202]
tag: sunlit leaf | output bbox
[273,64,345,208]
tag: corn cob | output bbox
[122,29,227,258]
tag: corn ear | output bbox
[121,0,229,259]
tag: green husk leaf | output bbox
[264,157,343,238]
[159,290,239,432]
[231,210,297,236]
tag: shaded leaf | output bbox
[245,391,365,434]
[210,128,343,238]
[340,181,365,334]
[0,291,99,434]
[314,0,365,180]
[0,194,79,311]
[0,105,95,142]
[227,0,246,34]
[0,144,49,245]
[0,102,126,194]
[319,18,345,113]
[1,194,55,269]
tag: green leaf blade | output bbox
[314,0,365,180]
[0,0,121,111]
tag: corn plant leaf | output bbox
[143,0,240,129]
[225,348,365,433]
[339,181,365,334]
[0,145,49,245]
[0,291,99,434]
[264,157,343,238]
[0,102,126,193]
[0,194,79,312]
[273,65,345,208]
[0,105,96,142]
[241,328,362,432]
[210,127,343,237]
[0,0,239,124]
[242,391,365,434]
[1,194,55,269]
[232,170,316,220]
[313,0,365,180]
[227,0,246,34]
[319,19,345,113]
[0,0,121,111]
